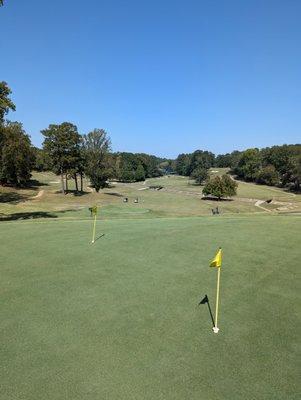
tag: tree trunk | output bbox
[60,168,65,195]
[65,173,68,193]
[80,172,83,192]
[74,173,78,192]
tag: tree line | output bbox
[39,124,164,193]
[0,82,36,186]
[174,145,301,192]
[1,81,300,193]
[0,82,164,192]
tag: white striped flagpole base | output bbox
[212,327,220,333]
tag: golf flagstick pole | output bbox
[209,247,222,333]
[92,211,97,244]
[213,267,221,333]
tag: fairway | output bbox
[1,171,301,221]
[1,215,300,399]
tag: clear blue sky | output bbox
[1,0,300,158]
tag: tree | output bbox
[256,165,280,186]
[138,154,162,178]
[215,153,232,168]
[158,159,175,175]
[32,147,51,172]
[175,153,191,175]
[115,153,138,181]
[262,145,292,175]
[290,155,301,192]
[82,129,112,192]
[0,122,35,186]
[191,167,209,185]
[233,148,261,181]
[135,163,146,181]
[76,141,86,192]
[112,152,161,182]
[188,150,215,176]
[119,165,135,182]
[203,175,237,200]
[42,122,81,194]
[175,150,215,177]
[0,82,16,124]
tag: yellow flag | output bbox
[210,248,222,268]
[91,206,98,216]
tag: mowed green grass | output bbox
[1,215,300,399]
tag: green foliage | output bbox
[32,147,51,172]
[188,150,215,176]
[175,150,214,183]
[119,166,135,182]
[233,148,261,181]
[290,154,301,192]
[203,174,237,199]
[113,152,161,182]
[0,81,16,124]
[175,153,191,175]
[157,159,175,174]
[215,153,232,168]
[42,122,81,174]
[42,122,81,192]
[215,151,241,168]
[0,84,34,187]
[191,167,208,185]
[230,145,301,191]
[175,150,215,177]
[262,145,293,175]
[0,122,35,185]
[135,163,146,181]
[140,154,162,178]
[255,165,280,186]
[82,129,112,191]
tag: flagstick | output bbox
[91,213,97,244]
[213,267,221,333]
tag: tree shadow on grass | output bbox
[53,190,89,196]
[201,196,233,202]
[0,211,57,221]
[104,192,123,197]
[0,209,80,222]
[71,190,90,196]
[0,192,30,204]
[26,179,49,188]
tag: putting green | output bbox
[1,215,300,399]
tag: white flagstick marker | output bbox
[213,267,221,333]
[91,206,97,244]
[209,248,222,333]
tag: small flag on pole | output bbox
[210,248,222,333]
[210,248,222,268]
[91,206,98,216]
[91,205,98,244]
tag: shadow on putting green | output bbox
[199,294,215,328]
[93,233,106,243]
